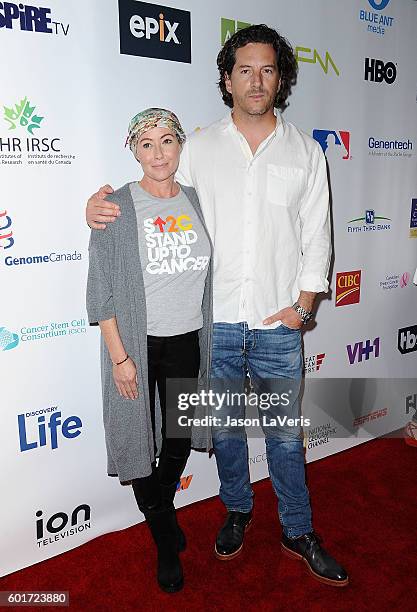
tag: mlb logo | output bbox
[365,210,375,224]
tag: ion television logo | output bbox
[313,130,350,159]
[0,2,69,35]
[118,0,191,63]
[18,406,83,452]
[336,270,361,306]
[398,325,417,355]
[36,504,91,548]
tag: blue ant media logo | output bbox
[0,326,19,350]
[359,0,394,37]
[0,2,69,35]
[18,405,83,452]
[313,129,350,160]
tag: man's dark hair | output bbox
[217,24,298,112]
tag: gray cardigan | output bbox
[86,183,213,482]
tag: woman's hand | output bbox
[113,357,138,400]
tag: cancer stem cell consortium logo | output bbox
[313,130,350,159]
[119,0,191,63]
[335,271,361,306]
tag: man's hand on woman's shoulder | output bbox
[86,184,120,229]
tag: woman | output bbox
[86,108,213,593]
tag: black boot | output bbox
[160,482,186,552]
[143,503,184,593]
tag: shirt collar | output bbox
[220,108,285,138]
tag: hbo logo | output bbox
[365,58,396,84]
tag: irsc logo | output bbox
[364,58,396,83]
[3,97,43,134]
[118,0,191,63]
[295,47,339,76]
[336,270,361,306]
[313,129,350,159]
[0,2,69,35]
[221,18,251,45]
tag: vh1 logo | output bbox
[336,270,361,306]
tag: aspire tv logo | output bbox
[221,17,251,45]
[296,47,339,76]
[335,270,361,306]
[359,0,394,37]
[313,130,350,159]
[0,2,69,35]
[119,0,191,63]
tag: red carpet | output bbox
[2,437,416,611]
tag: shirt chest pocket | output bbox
[266,164,305,208]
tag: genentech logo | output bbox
[0,2,69,35]
[118,0,191,63]
[295,48,339,76]
[398,326,417,355]
[0,209,14,250]
[313,130,350,159]
[221,18,251,45]
[347,337,380,364]
[364,58,396,83]
[336,270,361,306]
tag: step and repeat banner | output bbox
[1,0,416,577]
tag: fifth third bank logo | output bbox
[118,0,191,63]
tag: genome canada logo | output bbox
[313,129,350,159]
[18,405,83,453]
[221,17,251,44]
[296,47,339,76]
[3,249,82,268]
[347,209,391,233]
[1,96,76,166]
[379,272,410,290]
[359,0,394,37]
[410,199,417,238]
[368,136,413,158]
[36,503,91,549]
[335,271,361,306]
[0,318,86,351]
[364,58,396,84]
[118,0,191,63]
[0,2,69,35]
[0,209,14,249]
[304,353,326,374]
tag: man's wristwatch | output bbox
[292,302,314,325]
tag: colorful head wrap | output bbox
[126,107,186,160]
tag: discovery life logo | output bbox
[119,0,191,63]
[0,2,69,35]
[313,130,350,159]
[0,318,86,351]
[347,209,391,233]
[368,136,413,158]
[359,0,394,37]
[1,96,76,166]
[18,405,83,453]
[296,47,339,76]
[0,209,14,250]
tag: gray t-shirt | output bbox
[130,182,211,336]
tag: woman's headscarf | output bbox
[126,107,186,160]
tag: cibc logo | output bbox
[364,58,396,83]
[336,270,361,306]
[347,337,380,365]
[0,2,69,35]
[36,504,91,548]
[118,0,191,63]
[398,325,417,355]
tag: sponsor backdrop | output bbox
[1,0,416,576]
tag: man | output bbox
[86,25,348,587]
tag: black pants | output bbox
[132,330,200,510]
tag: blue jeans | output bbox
[211,322,312,538]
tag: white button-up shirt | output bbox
[177,112,331,329]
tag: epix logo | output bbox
[410,199,417,238]
[118,0,191,63]
[313,130,350,159]
[336,271,361,306]
[347,337,380,364]
[398,326,417,355]
[3,97,43,134]
[364,58,396,83]
[18,408,83,452]
[296,47,339,76]
[0,2,69,35]
[221,18,251,44]
[0,209,14,250]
